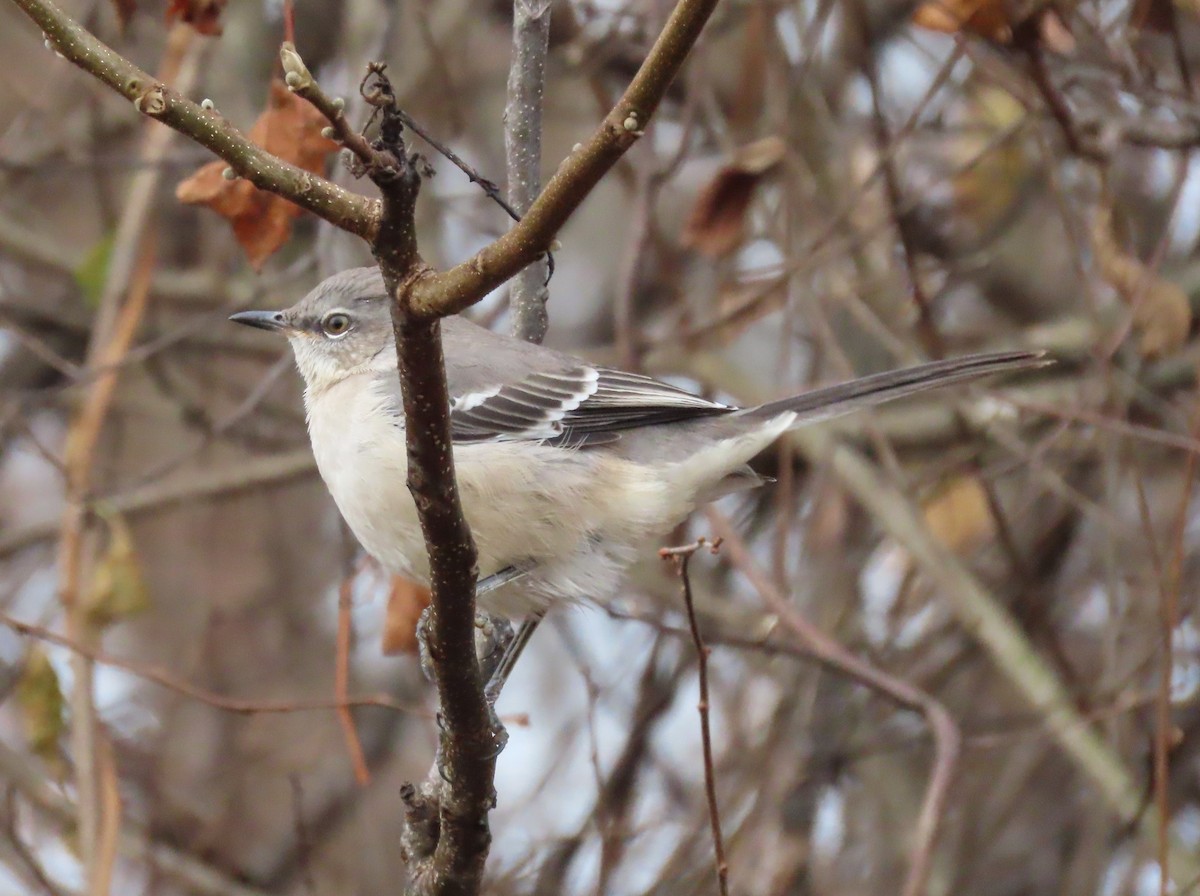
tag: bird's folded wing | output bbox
[449,366,734,447]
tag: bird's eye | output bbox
[321,312,352,338]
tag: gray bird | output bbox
[231,267,1043,619]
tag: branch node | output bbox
[132,85,166,116]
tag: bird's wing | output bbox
[449,366,735,447]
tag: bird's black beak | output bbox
[229,310,290,332]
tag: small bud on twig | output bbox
[279,42,314,92]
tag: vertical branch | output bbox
[60,239,156,893]
[661,539,729,896]
[1155,397,1200,890]
[58,32,203,890]
[505,0,553,343]
[336,570,370,786]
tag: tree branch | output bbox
[11,0,378,240]
[408,0,721,317]
[505,0,553,343]
[791,430,1200,885]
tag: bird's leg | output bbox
[474,612,513,683]
[474,565,543,701]
[473,566,540,758]
[415,566,525,686]
[484,615,542,704]
[415,605,436,686]
[416,568,539,769]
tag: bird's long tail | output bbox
[743,350,1049,427]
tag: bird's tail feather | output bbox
[745,350,1049,427]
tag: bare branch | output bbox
[11,0,378,239]
[408,0,723,317]
[0,741,273,896]
[505,0,553,343]
[783,433,1200,884]
[0,611,418,716]
[706,511,958,896]
[661,538,730,896]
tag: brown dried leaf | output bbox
[166,0,227,35]
[912,0,1016,41]
[1093,207,1192,358]
[176,80,337,268]
[1131,282,1192,358]
[682,136,786,257]
[1038,9,1077,53]
[922,476,995,554]
[950,88,1029,231]
[382,576,431,655]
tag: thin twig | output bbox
[661,538,730,896]
[780,431,1200,883]
[54,27,204,876]
[705,510,957,896]
[60,233,157,893]
[0,449,318,560]
[394,108,522,223]
[279,42,391,175]
[14,0,377,238]
[1156,396,1200,889]
[0,612,420,717]
[336,569,372,785]
[0,741,273,896]
[406,0,724,317]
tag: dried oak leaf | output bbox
[914,0,1075,49]
[176,80,337,269]
[166,0,227,35]
[382,576,431,656]
[682,136,786,258]
[913,0,1017,41]
[1092,207,1192,359]
[922,476,995,554]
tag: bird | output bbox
[231,267,1044,621]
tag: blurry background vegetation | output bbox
[2,0,1200,893]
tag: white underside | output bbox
[306,375,793,616]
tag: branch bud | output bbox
[279,42,313,92]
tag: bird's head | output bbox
[230,267,396,390]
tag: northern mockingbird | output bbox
[232,267,1043,619]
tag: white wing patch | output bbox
[450,365,733,447]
